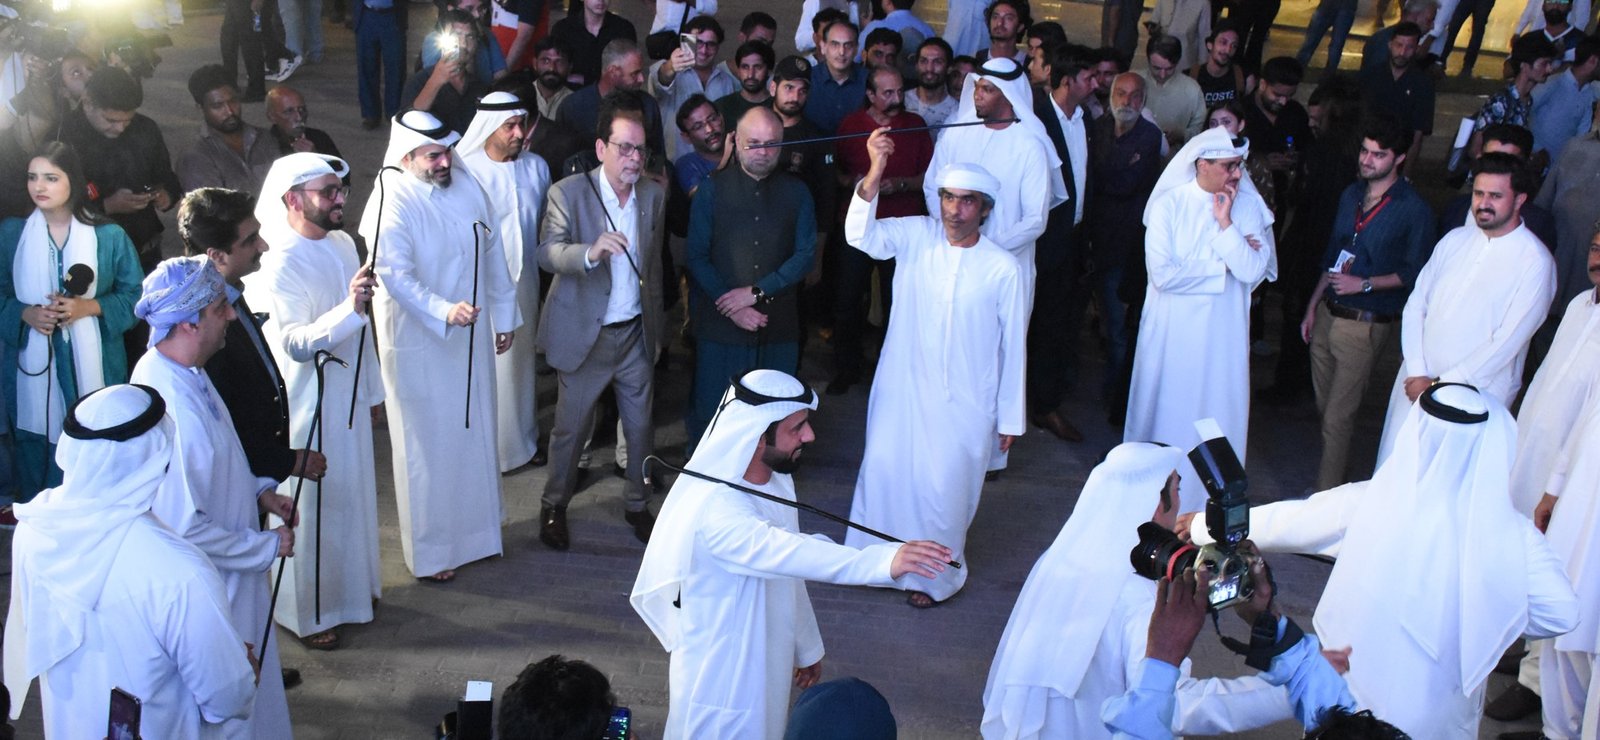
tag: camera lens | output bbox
[1129,522,1198,582]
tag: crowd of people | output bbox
[1,0,1600,736]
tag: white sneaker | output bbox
[267,55,302,83]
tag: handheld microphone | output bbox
[63,264,94,297]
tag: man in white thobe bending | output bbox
[632,369,953,740]
[1186,382,1580,738]
[247,152,384,648]
[456,91,553,472]
[130,256,297,739]
[842,132,1028,608]
[981,442,1302,739]
[1376,151,1555,463]
[1124,126,1277,512]
[356,110,521,581]
[1532,371,1600,740]
[3,384,257,738]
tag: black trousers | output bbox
[1232,0,1282,73]
[831,244,894,378]
[221,0,291,93]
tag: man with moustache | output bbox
[456,92,554,472]
[245,153,384,650]
[905,38,958,135]
[177,65,279,195]
[264,86,346,164]
[530,37,577,120]
[1376,152,1555,462]
[714,40,773,128]
[767,56,835,313]
[832,66,934,394]
[682,108,816,452]
[1358,23,1435,176]
[673,95,727,197]
[357,111,520,581]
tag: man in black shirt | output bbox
[548,0,637,88]
[265,86,345,162]
[1358,22,1434,176]
[768,56,835,349]
[1191,22,1249,106]
[401,10,492,134]
[1242,56,1313,218]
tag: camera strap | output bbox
[1216,612,1305,671]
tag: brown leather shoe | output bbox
[1031,410,1085,442]
[624,508,655,544]
[1484,682,1540,721]
[539,506,570,551]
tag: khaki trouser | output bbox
[1310,302,1397,490]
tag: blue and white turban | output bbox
[134,256,227,347]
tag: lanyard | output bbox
[1353,193,1391,236]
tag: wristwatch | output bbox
[1360,279,1373,293]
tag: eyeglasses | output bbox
[293,184,351,200]
[1201,159,1244,173]
[607,140,649,160]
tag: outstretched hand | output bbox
[890,539,953,580]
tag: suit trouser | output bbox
[1309,302,1395,490]
[355,9,404,119]
[543,318,653,512]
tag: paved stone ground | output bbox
[0,1,1549,737]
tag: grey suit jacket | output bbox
[536,166,667,373]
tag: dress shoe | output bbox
[1495,644,1529,675]
[624,509,655,544]
[1484,682,1541,721]
[539,506,570,551]
[1030,410,1084,442]
[281,667,302,689]
[529,448,547,467]
[984,469,1002,482]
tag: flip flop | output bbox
[906,591,940,609]
[418,569,456,583]
[298,629,340,651]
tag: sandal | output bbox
[298,629,340,651]
[418,569,456,583]
[906,591,940,609]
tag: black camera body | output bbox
[1130,422,1253,610]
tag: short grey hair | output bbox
[600,39,639,73]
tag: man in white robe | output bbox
[1377,152,1556,462]
[1188,383,1580,737]
[980,442,1298,739]
[130,256,297,739]
[923,56,1066,273]
[1533,374,1600,740]
[1491,228,1600,725]
[356,110,520,580]
[1124,127,1277,512]
[455,91,552,472]
[246,152,384,645]
[631,369,953,740]
[842,138,1028,607]
[4,384,257,738]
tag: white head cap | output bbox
[256,152,349,242]
[935,161,1001,201]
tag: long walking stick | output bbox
[643,455,961,568]
[348,166,403,429]
[263,350,347,652]
[465,221,490,428]
[742,118,1020,149]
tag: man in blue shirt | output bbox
[1530,36,1600,159]
[803,19,867,134]
[1299,113,1436,491]
[672,93,726,196]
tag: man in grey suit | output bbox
[537,99,667,551]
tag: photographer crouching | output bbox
[1179,383,1579,737]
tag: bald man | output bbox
[682,107,817,452]
[265,86,345,162]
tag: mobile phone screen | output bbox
[601,707,631,740]
[108,688,141,740]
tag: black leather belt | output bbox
[1326,300,1398,324]
[603,316,640,329]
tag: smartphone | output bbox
[679,33,696,59]
[601,707,631,740]
[108,688,141,740]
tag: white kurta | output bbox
[840,192,1028,601]
[667,480,898,740]
[1197,482,1579,738]
[131,350,292,740]
[1379,224,1556,462]
[244,229,385,636]
[943,0,989,57]
[360,169,521,577]
[1539,382,1600,739]
[981,578,1293,739]
[1510,290,1600,515]
[22,517,256,739]
[1124,181,1277,512]
[923,123,1053,270]
[458,148,551,473]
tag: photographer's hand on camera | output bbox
[1230,542,1278,626]
[1146,568,1210,668]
